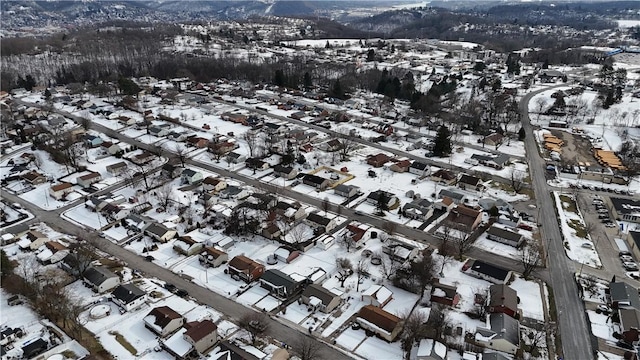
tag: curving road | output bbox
[519,85,594,360]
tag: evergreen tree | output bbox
[118,77,140,96]
[303,72,312,91]
[44,88,52,100]
[506,53,521,75]
[274,69,286,87]
[432,125,452,157]
[366,49,375,62]
[0,250,13,278]
[329,79,347,100]
[518,127,526,141]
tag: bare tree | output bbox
[336,127,358,161]
[442,222,475,260]
[243,131,258,158]
[336,257,353,287]
[239,312,269,345]
[426,305,451,340]
[535,97,548,121]
[68,240,98,277]
[510,168,526,193]
[355,258,369,292]
[286,223,310,244]
[338,231,356,252]
[520,241,543,279]
[291,334,322,360]
[401,310,429,360]
[156,183,174,209]
[173,143,189,167]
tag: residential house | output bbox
[356,305,403,342]
[131,151,155,165]
[458,174,483,191]
[49,182,74,200]
[112,284,147,312]
[219,185,250,200]
[409,161,430,176]
[199,247,229,268]
[202,177,227,192]
[106,162,128,176]
[149,126,170,137]
[431,169,457,185]
[486,225,524,248]
[446,205,483,231]
[259,269,302,299]
[389,159,411,173]
[184,320,218,354]
[383,240,420,263]
[470,154,510,170]
[366,190,398,208]
[173,236,204,256]
[144,306,185,337]
[209,141,235,155]
[302,174,331,190]
[77,172,102,188]
[262,223,282,240]
[305,212,336,232]
[227,255,265,283]
[416,339,448,360]
[186,136,209,149]
[245,157,270,171]
[438,189,466,204]
[301,284,342,313]
[367,153,391,168]
[145,222,177,242]
[334,184,360,198]
[20,338,49,359]
[84,135,103,148]
[618,308,640,346]
[226,152,246,164]
[434,197,456,212]
[274,246,300,263]
[101,203,132,221]
[475,313,520,355]
[181,169,203,185]
[463,259,512,284]
[273,165,298,180]
[162,163,184,179]
[21,171,46,185]
[274,201,307,222]
[342,223,369,249]
[83,266,121,293]
[211,340,267,360]
[362,284,393,308]
[483,133,504,147]
[324,139,342,152]
[403,198,434,220]
[20,230,49,251]
[488,284,519,319]
[430,282,460,307]
[609,281,640,310]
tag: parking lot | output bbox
[575,192,640,281]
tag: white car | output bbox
[621,255,634,262]
[623,262,639,271]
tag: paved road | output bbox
[256,91,526,160]
[201,94,530,188]
[520,86,594,360]
[1,189,355,360]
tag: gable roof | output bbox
[489,313,520,346]
[302,284,340,305]
[112,284,145,304]
[184,319,217,343]
[302,173,327,185]
[83,266,118,286]
[228,255,263,273]
[610,281,640,310]
[467,259,510,282]
[146,222,171,237]
[487,226,523,242]
[459,174,481,186]
[489,284,518,311]
[438,189,465,200]
[410,161,429,170]
[261,269,298,289]
[306,212,332,226]
[358,305,401,333]
[146,306,182,329]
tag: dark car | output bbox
[144,255,155,261]
[176,289,189,297]
[164,283,177,292]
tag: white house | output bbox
[362,284,393,308]
[145,223,177,242]
[49,182,74,200]
[112,284,147,312]
[83,266,121,293]
[181,169,204,185]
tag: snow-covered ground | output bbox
[552,192,602,268]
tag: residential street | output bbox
[520,85,594,360]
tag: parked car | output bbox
[621,255,635,262]
[176,289,189,297]
[620,251,632,257]
[164,283,177,292]
[145,255,155,261]
[597,305,612,314]
[623,262,639,271]
[605,222,616,228]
